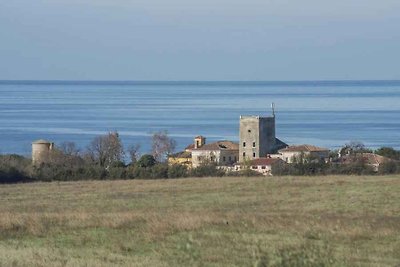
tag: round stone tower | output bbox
[32,139,54,165]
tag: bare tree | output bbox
[151,131,176,162]
[346,141,366,153]
[60,142,80,156]
[127,143,141,164]
[87,132,124,167]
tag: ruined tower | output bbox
[32,139,54,165]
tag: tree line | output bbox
[273,142,400,176]
[0,135,400,183]
[0,131,228,183]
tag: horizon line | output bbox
[1,79,400,82]
[1,79,400,86]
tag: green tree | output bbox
[137,154,156,168]
[375,147,400,160]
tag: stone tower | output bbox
[32,139,54,165]
[239,115,276,162]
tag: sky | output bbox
[1,0,400,81]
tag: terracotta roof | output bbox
[364,153,388,165]
[342,153,393,165]
[192,140,239,151]
[185,144,195,151]
[32,139,52,144]
[249,158,285,166]
[169,151,192,159]
[279,144,329,153]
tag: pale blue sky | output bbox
[1,0,400,80]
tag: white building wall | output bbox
[191,150,239,168]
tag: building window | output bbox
[228,156,231,161]
[253,142,256,148]
[253,152,256,158]
[251,166,257,169]
[223,156,226,162]
[243,152,246,157]
[261,166,266,169]
[234,156,237,162]
[248,129,251,133]
[243,142,246,147]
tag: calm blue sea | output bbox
[1,80,400,155]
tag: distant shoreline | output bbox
[1,80,400,86]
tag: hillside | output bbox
[0,176,399,266]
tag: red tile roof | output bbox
[279,144,329,153]
[169,151,192,159]
[185,144,195,151]
[247,158,284,166]
[342,153,393,165]
[192,141,239,151]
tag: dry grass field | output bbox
[0,175,399,266]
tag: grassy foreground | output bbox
[0,176,399,267]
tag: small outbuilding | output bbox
[234,157,285,176]
[278,145,330,163]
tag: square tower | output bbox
[239,115,276,162]
[194,136,206,149]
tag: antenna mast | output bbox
[271,102,275,117]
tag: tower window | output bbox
[253,152,256,158]
[243,142,246,147]
[243,152,246,157]
[253,142,256,147]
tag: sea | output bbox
[1,80,400,156]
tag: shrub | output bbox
[190,163,225,177]
[168,164,189,178]
[137,154,156,168]
[226,169,262,177]
[0,155,32,183]
[150,163,169,179]
[271,163,295,176]
[107,167,127,179]
[378,161,398,175]
[130,165,152,179]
